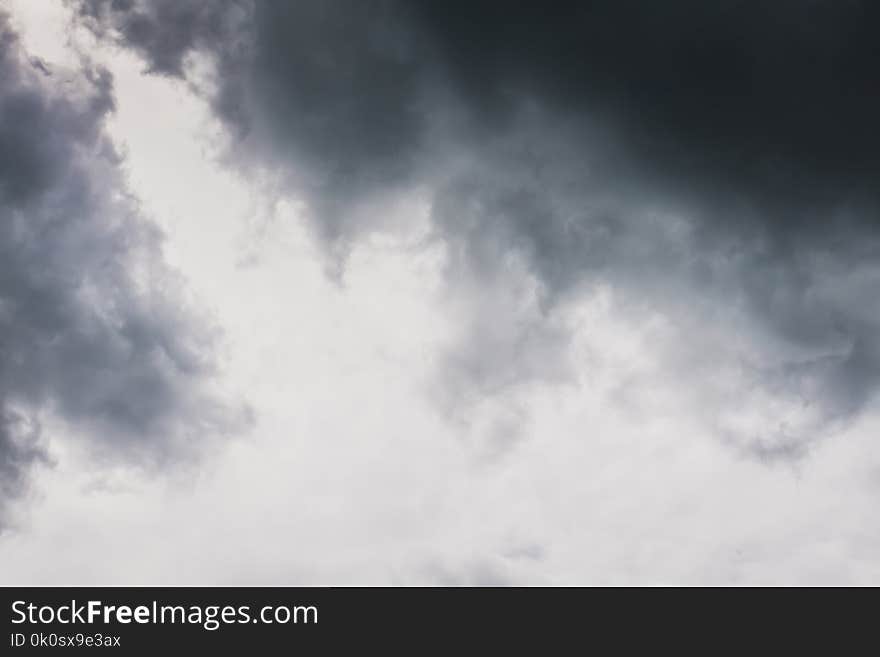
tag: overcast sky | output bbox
[1,0,879,585]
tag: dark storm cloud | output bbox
[76,1,880,457]
[75,0,437,249]
[0,14,249,526]
[75,0,247,77]
[415,1,880,211]
[0,410,47,522]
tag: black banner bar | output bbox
[0,586,866,652]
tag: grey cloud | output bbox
[74,0,247,77]
[0,410,47,523]
[414,556,517,586]
[75,0,429,249]
[74,1,880,459]
[0,14,249,527]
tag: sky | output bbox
[1,0,879,585]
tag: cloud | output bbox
[73,1,880,460]
[0,12,249,528]
[0,409,47,523]
[75,1,880,217]
[74,0,245,77]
